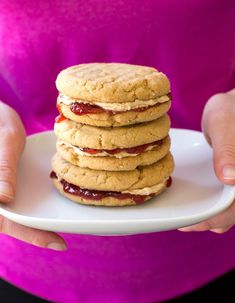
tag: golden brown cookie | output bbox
[56,63,170,103]
[58,99,171,127]
[51,152,174,192]
[54,114,170,149]
[56,136,170,171]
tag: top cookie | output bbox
[56,63,170,103]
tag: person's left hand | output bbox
[179,89,235,234]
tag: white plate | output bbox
[0,130,234,235]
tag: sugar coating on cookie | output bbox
[56,63,170,103]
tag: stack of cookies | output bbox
[51,63,174,206]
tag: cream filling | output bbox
[58,94,169,111]
[59,141,156,158]
[122,180,167,195]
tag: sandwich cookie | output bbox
[56,63,171,127]
[51,153,174,206]
[56,136,170,171]
[54,114,170,171]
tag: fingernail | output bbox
[47,242,67,251]
[0,181,14,201]
[223,165,235,180]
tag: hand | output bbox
[0,102,66,250]
[179,89,235,234]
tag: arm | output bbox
[180,89,235,233]
[0,102,66,250]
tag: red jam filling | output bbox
[55,103,67,123]
[56,93,171,119]
[61,179,149,204]
[50,171,57,179]
[55,113,67,123]
[50,172,172,204]
[71,102,105,115]
[57,102,62,112]
[68,93,171,116]
[166,176,172,188]
[70,102,156,116]
[81,139,163,155]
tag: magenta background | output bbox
[0,1,235,302]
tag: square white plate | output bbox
[0,129,234,235]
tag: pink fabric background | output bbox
[0,1,235,302]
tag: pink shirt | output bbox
[0,1,235,302]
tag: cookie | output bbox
[51,152,174,192]
[58,99,171,127]
[52,178,166,206]
[56,63,170,103]
[56,136,170,171]
[52,63,174,206]
[54,114,170,149]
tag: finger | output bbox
[0,134,18,201]
[227,88,235,96]
[0,103,25,202]
[179,224,232,233]
[210,225,233,234]
[178,222,211,232]
[0,215,67,251]
[179,200,235,232]
[202,93,235,185]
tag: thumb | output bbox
[202,90,235,185]
[0,103,25,201]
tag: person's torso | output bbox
[0,1,235,302]
[1,0,235,133]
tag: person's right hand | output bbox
[0,102,66,251]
